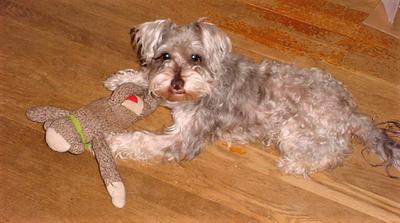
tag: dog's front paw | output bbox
[106,181,126,208]
[106,132,166,161]
[104,69,148,91]
[162,148,182,162]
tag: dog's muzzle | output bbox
[170,76,185,94]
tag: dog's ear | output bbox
[194,19,232,73]
[130,19,175,66]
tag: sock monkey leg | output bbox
[92,135,126,208]
[68,143,85,155]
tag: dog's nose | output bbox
[170,77,185,91]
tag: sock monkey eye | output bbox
[191,54,202,63]
[161,52,171,61]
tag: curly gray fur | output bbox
[105,19,400,176]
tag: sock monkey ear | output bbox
[130,19,176,66]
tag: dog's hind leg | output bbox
[277,116,352,176]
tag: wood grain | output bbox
[1,0,399,222]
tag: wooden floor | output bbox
[1,0,400,222]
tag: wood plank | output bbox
[1,0,399,222]
[1,116,386,222]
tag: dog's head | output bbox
[131,19,231,102]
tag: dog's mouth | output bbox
[169,87,185,95]
[155,88,199,102]
[149,69,207,102]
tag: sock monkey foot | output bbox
[106,181,126,208]
[46,128,71,152]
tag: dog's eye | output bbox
[191,54,202,63]
[161,53,171,61]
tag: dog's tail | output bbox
[350,112,400,177]
[26,106,71,123]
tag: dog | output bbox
[104,19,400,176]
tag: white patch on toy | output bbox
[46,127,71,152]
[106,181,126,208]
[122,95,144,115]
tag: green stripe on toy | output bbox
[68,114,90,150]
